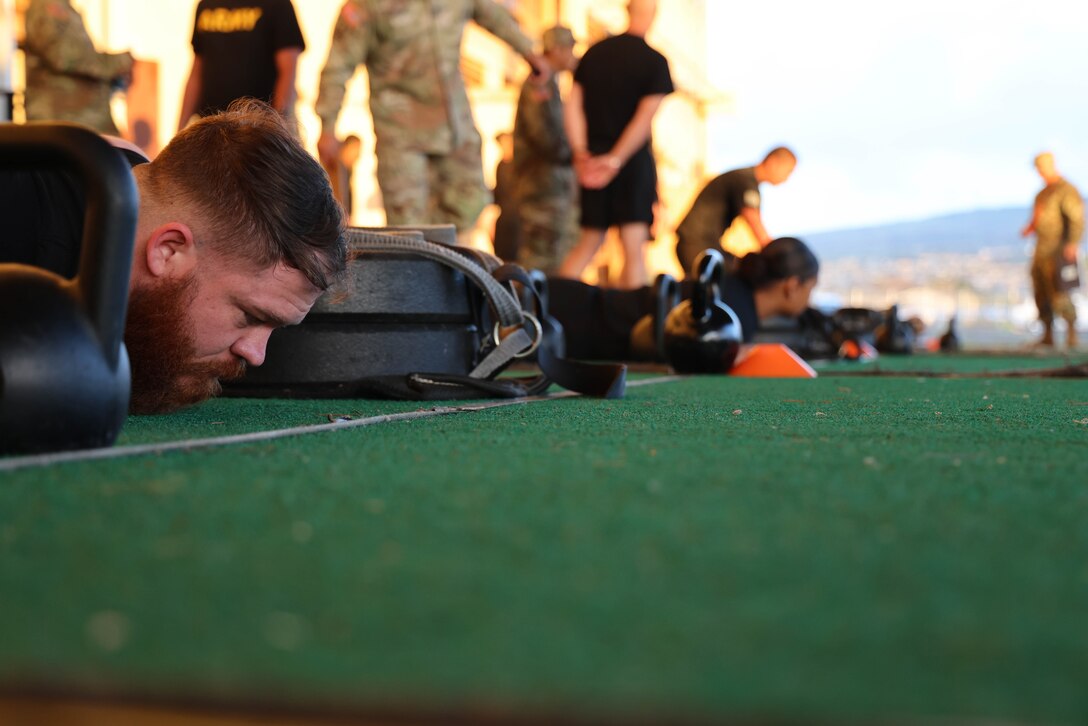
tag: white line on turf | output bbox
[0,377,685,473]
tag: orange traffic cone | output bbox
[729,344,817,378]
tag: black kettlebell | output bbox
[0,123,138,454]
[875,304,915,354]
[940,313,960,352]
[663,249,744,373]
[628,273,680,361]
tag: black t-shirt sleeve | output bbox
[271,0,305,51]
[714,169,759,230]
[191,1,206,53]
[572,47,589,86]
[644,50,674,97]
[736,171,760,210]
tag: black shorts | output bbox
[579,148,657,229]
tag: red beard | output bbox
[124,274,246,414]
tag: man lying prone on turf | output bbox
[0,101,348,413]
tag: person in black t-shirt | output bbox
[556,0,673,289]
[548,237,820,360]
[178,0,305,130]
[1,102,346,415]
[675,147,797,275]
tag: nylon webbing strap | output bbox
[347,230,524,327]
[537,315,627,399]
[470,327,533,379]
[491,264,627,399]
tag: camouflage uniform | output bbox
[22,0,133,135]
[512,74,577,272]
[316,0,533,233]
[1030,179,1084,327]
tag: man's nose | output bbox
[230,328,272,367]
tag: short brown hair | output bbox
[764,146,797,164]
[145,100,346,289]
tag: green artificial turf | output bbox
[815,350,1088,374]
[115,396,433,446]
[104,352,1088,449]
[1,368,1087,723]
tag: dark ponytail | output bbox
[736,237,819,289]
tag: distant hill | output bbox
[800,207,1036,261]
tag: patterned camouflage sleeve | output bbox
[25,1,131,81]
[518,79,570,164]
[470,0,533,58]
[1062,185,1085,246]
[314,1,371,128]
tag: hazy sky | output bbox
[704,0,1087,235]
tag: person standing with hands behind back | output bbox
[556,0,673,289]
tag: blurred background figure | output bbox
[512,24,579,273]
[557,0,673,289]
[21,0,133,134]
[177,0,304,132]
[328,133,361,220]
[491,130,522,262]
[315,1,549,245]
[1020,152,1084,349]
[675,146,796,275]
[1,0,13,120]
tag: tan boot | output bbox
[1033,322,1054,348]
[1068,325,1078,350]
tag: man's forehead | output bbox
[267,260,319,285]
[223,262,321,315]
[261,263,323,303]
[218,256,314,287]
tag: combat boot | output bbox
[1033,322,1054,348]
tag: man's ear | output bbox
[143,223,198,279]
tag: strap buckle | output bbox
[492,312,543,359]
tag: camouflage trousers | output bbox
[1031,243,1076,325]
[516,195,578,273]
[374,130,488,233]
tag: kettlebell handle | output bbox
[691,248,725,322]
[0,123,139,367]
